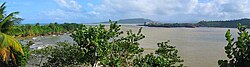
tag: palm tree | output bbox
[0,33,23,65]
[0,2,24,66]
[0,2,23,33]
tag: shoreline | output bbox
[137,25,243,29]
[16,32,70,40]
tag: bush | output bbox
[70,20,144,66]
[218,23,250,67]
[14,41,32,67]
[42,42,85,67]
[133,41,184,67]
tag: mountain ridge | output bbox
[101,18,154,24]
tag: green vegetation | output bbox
[30,45,53,66]
[133,41,184,67]
[144,22,196,28]
[0,33,24,66]
[197,18,250,28]
[218,23,250,67]
[7,23,81,37]
[14,41,33,66]
[141,18,250,28]
[42,42,84,66]
[0,2,25,67]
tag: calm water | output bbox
[25,25,243,67]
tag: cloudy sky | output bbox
[1,0,250,24]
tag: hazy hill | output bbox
[140,18,250,28]
[197,18,250,28]
[101,18,154,24]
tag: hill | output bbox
[101,18,153,24]
[197,18,250,28]
[140,18,250,28]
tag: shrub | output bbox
[133,41,184,67]
[218,23,250,67]
[42,42,85,67]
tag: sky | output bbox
[1,0,250,24]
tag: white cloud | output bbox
[54,0,82,12]
[43,9,86,23]
[88,0,202,22]
[87,11,100,15]
[40,0,250,23]
[89,0,250,22]
[193,0,250,20]
[42,0,85,23]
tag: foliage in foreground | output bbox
[133,41,184,67]
[70,20,145,66]
[42,42,84,67]
[30,45,53,66]
[0,2,26,67]
[34,20,184,67]
[14,41,32,67]
[0,2,23,33]
[0,33,23,66]
[218,23,250,67]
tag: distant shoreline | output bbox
[84,23,138,26]
[136,25,245,29]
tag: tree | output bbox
[218,23,250,67]
[0,33,23,66]
[35,23,40,26]
[42,42,85,67]
[0,2,24,66]
[0,2,23,34]
[24,24,34,36]
[30,45,53,66]
[100,24,145,66]
[133,41,184,67]
[70,20,123,66]
[14,41,33,67]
